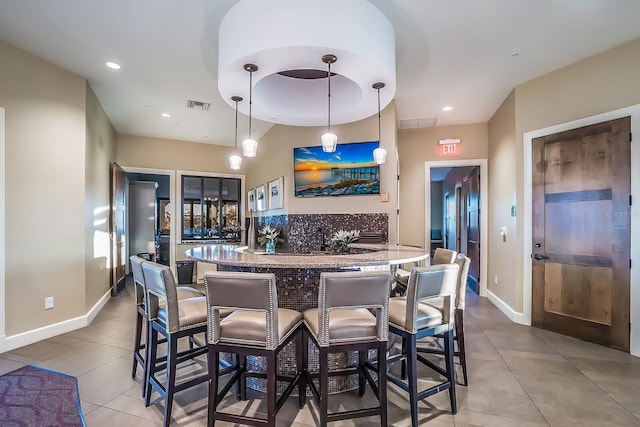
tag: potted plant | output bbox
[330,229,360,253]
[257,225,284,254]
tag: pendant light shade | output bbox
[242,63,258,158]
[229,154,242,170]
[321,132,337,152]
[321,54,337,152]
[229,96,243,170]
[372,82,387,165]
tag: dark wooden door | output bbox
[532,117,631,351]
[466,168,480,294]
[111,162,126,295]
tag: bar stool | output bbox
[387,264,459,427]
[203,271,304,427]
[419,253,471,385]
[129,256,203,394]
[142,261,210,427]
[301,271,391,426]
[432,247,457,265]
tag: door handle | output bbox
[533,253,549,260]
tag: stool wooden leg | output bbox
[358,350,367,397]
[132,311,144,378]
[298,329,307,409]
[377,342,388,427]
[444,329,457,414]
[266,352,277,427]
[207,349,220,427]
[455,310,468,386]
[319,346,329,427]
[144,326,158,407]
[400,338,407,380]
[406,335,419,427]
[163,335,178,427]
[239,354,247,400]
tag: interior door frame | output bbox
[121,166,176,274]
[425,159,488,297]
[0,107,5,340]
[523,104,640,357]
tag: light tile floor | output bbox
[2,280,639,426]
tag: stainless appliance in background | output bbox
[128,181,158,263]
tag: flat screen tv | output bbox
[293,141,380,197]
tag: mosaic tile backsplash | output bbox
[250,213,388,252]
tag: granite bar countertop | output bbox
[185,243,428,269]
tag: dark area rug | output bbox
[0,365,85,426]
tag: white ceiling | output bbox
[1,0,640,147]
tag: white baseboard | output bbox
[487,290,530,326]
[0,289,112,354]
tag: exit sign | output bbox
[438,138,461,156]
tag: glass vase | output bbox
[265,240,276,254]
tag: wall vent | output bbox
[399,117,437,129]
[186,100,211,111]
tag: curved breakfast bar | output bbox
[185,243,429,394]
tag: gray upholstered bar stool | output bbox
[129,256,203,395]
[432,247,457,265]
[142,261,210,427]
[301,271,391,427]
[203,271,304,427]
[419,253,471,385]
[387,264,459,427]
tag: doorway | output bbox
[433,166,481,294]
[531,117,630,351]
[119,166,176,274]
[523,104,640,357]
[425,159,488,297]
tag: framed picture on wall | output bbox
[268,177,284,209]
[248,188,257,212]
[255,184,267,211]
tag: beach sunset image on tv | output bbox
[293,141,380,197]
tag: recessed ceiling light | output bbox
[105,61,121,70]
[442,106,453,112]
[161,113,171,118]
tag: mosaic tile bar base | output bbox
[218,264,371,395]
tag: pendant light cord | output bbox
[248,68,253,139]
[327,61,331,133]
[377,87,381,142]
[234,99,239,148]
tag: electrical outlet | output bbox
[44,296,54,310]
[494,275,498,285]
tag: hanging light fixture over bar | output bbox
[218,0,396,126]
[229,96,243,170]
[321,54,337,153]
[242,63,258,157]
[372,82,387,165]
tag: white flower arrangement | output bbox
[331,229,360,247]
[257,225,284,246]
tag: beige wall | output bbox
[487,90,518,308]
[487,37,640,314]
[85,85,117,309]
[249,103,399,242]
[397,123,489,247]
[0,41,87,335]
[116,134,237,173]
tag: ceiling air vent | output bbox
[399,117,437,129]
[186,100,211,111]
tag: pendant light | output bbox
[321,54,337,152]
[242,63,258,157]
[372,82,387,165]
[229,96,243,170]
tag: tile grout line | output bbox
[465,299,552,427]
